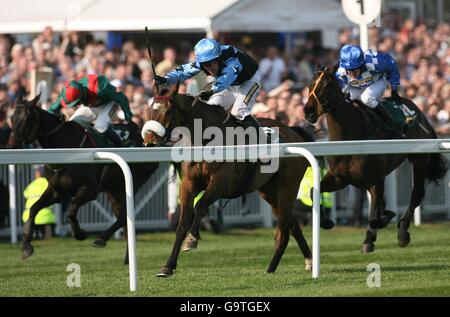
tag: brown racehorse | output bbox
[303,65,448,252]
[142,84,314,277]
[10,95,159,262]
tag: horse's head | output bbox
[10,94,42,147]
[303,64,340,123]
[142,83,183,147]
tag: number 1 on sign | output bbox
[356,0,365,15]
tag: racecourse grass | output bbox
[0,222,449,296]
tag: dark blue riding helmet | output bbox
[339,44,365,70]
[194,38,221,64]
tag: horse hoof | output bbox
[21,244,34,260]
[304,258,312,271]
[397,230,411,248]
[361,243,375,253]
[93,239,107,248]
[156,267,173,277]
[182,234,198,252]
[74,229,88,241]
[320,219,335,230]
[380,210,396,228]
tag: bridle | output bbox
[308,70,335,115]
[151,95,177,146]
[40,115,65,137]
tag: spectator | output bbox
[0,17,448,143]
[258,46,286,92]
[0,107,11,146]
[155,47,177,76]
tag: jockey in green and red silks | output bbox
[49,74,133,145]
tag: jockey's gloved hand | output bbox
[198,90,214,102]
[343,91,351,101]
[391,90,401,103]
[154,75,168,85]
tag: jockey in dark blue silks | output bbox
[154,38,262,136]
[336,44,404,137]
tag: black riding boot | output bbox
[373,105,405,138]
[103,126,123,147]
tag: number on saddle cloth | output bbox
[380,99,417,130]
[108,125,138,147]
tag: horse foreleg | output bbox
[184,177,228,252]
[361,181,384,253]
[398,159,427,247]
[93,192,125,248]
[22,187,56,260]
[290,220,312,271]
[67,186,97,241]
[320,171,348,192]
[367,181,384,229]
[315,172,347,229]
[362,180,394,254]
[266,169,301,273]
[362,227,378,253]
[158,178,197,277]
[267,198,292,273]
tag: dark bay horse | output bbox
[11,95,159,260]
[303,65,448,252]
[142,84,314,277]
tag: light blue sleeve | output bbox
[211,57,242,93]
[375,53,400,90]
[165,63,201,84]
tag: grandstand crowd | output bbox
[0,12,449,146]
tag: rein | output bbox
[152,95,176,145]
[40,117,65,137]
[309,71,325,112]
[308,71,335,114]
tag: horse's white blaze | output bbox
[141,120,166,139]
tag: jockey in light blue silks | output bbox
[154,38,262,134]
[336,44,404,137]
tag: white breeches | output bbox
[346,78,387,109]
[69,101,118,133]
[207,72,261,120]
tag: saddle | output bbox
[380,99,417,131]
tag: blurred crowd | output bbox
[0,12,449,146]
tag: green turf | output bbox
[1,222,449,296]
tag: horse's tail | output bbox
[427,130,449,184]
[289,125,315,142]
